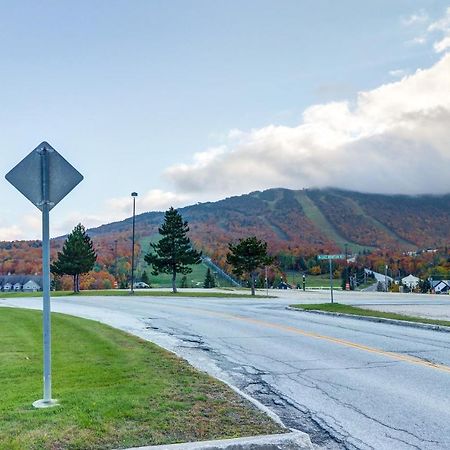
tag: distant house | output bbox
[401,274,421,290]
[23,280,41,292]
[432,280,450,294]
[0,275,41,292]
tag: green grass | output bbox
[294,191,373,253]
[137,235,233,288]
[0,308,282,450]
[291,303,450,327]
[283,272,342,288]
[1,290,269,298]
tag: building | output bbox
[432,280,450,294]
[401,274,421,290]
[23,279,41,292]
[0,275,42,292]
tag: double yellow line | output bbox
[171,304,450,374]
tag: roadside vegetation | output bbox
[144,207,202,293]
[0,308,282,449]
[0,289,270,298]
[291,303,450,327]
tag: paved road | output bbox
[2,292,450,450]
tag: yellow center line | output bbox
[167,304,450,374]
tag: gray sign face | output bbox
[5,141,83,211]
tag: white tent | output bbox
[401,274,420,289]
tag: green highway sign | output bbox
[317,254,346,260]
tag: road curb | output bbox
[286,306,450,333]
[123,430,313,450]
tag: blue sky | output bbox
[1,1,449,239]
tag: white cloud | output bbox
[47,189,193,237]
[408,36,427,45]
[165,54,450,196]
[428,6,450,53]
[0,225,23,241]
[389,69,408,78]
[434,35,450,53]
[404,7,450,52]
[0,215,39,240]
[402,10,429,26]
[107,189,192,216]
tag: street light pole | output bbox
[130,192,138,294]
[385,264,388,292]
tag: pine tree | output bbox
[226,236,273,295]
[51,223,97,293]
[180,275,188,288]
[141,270,150,286]
[144,207,202,293]
[203,268,216,288]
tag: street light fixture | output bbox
[130,192,138,294]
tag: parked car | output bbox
[133,282,150,289]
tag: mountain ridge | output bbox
[88,187,450,264]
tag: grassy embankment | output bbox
[137,236,234,288]
[291,303,450,327]
[0,308,282,450]
[283,272,343,289]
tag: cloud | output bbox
[46,189,193,237]
[408,36,427,45]
[107,189,192,215]
[434,35,450,53]
[165,54,450,196]
[388,69,408,78]
[0,225,24,241]
[428,7,450,52]
[402,10,429,26]
[404,7,450,52]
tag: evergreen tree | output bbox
[226,236,273,295]
[180,275,188,288]
[203,268,216,288]
[51,223,97,293]
[141,270,150,286]
[144,207,202,293]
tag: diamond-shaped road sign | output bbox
[5,141,83,210]
[5,141,83,409]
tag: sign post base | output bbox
[32,399,59,409]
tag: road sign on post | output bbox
[6,141,83,408]
[317,254,346,303]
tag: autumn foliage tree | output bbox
[144,207,202,293]
[226,236,273,295]
[51,224,97,292]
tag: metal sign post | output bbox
[317,254,345,304]
[40,147,52,406]
[329,258,334,304]
[6,141,83,408]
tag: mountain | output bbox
[1,188,448,279]
[89,188,450,265]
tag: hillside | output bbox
[1,188,449,282]
[90,188,449,265]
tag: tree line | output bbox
[51,207,273,295]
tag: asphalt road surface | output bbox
[2,291,450,450]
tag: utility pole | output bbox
[265,266,268,297]
[329,258,334,303]
[385,264,388,292]
[130,192,138,294]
